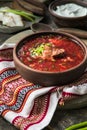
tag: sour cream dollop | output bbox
[53,3,87,17]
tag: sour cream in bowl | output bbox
[49,0,87,28]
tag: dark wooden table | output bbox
[0,1,87,130]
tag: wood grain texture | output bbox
[16,0,45,15]
[0,117,18,130]
[12,0,32,14]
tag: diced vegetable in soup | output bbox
[18,34,84,72]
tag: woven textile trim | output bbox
[0,43,87,130]
[0,44,59,130]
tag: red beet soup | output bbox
[17,34,84,72]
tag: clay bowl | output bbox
[13,31,87,87]
[49,0,87,29]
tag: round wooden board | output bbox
[1,29,87,130]
[3,29,87,110]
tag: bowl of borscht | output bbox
[13,31,87,86]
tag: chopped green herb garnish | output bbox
[65,121,87,130]
[30,43,52,57]
[0,8,37,22]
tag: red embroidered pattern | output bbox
[0,48,52,129]
[0,48,13,61]
[13,95,50,130]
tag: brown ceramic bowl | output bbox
[49,0,87,29]
[13,31,87,87]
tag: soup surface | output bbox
[18,34,84,72]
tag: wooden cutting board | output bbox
[3,29,87,109]
[3,29,33,45]
[3,29,87,45]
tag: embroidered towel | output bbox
[0,43,87,130]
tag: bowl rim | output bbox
[13,31,87,74]
[48,0,87,20]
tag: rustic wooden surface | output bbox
[0,1,87,130]
[1,105,87,130]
